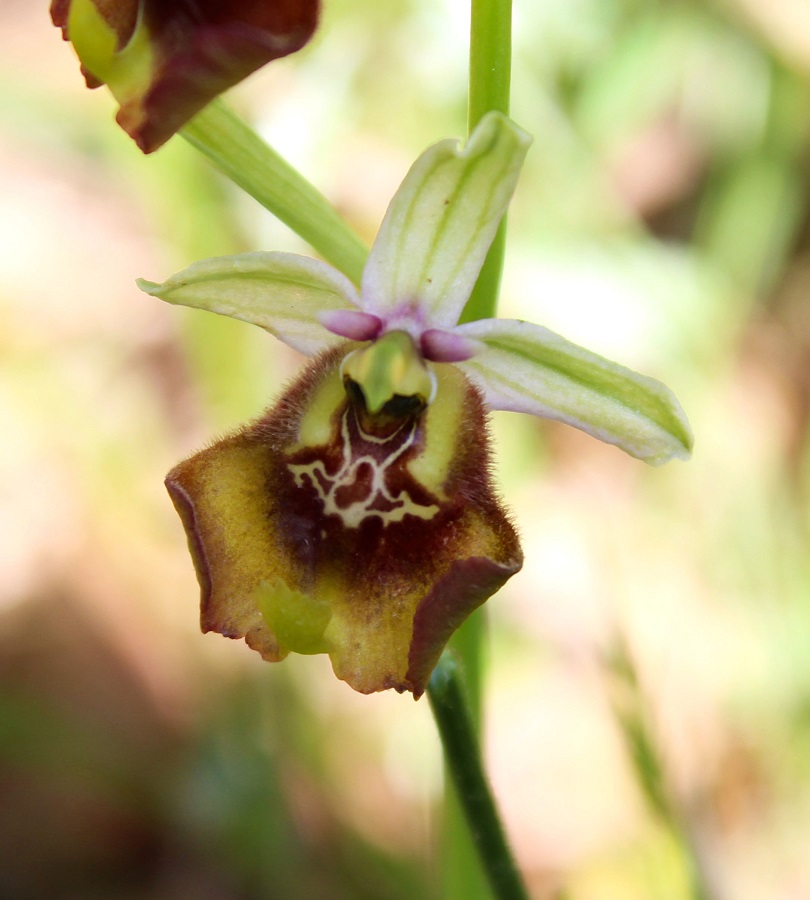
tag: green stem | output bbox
[428,653,529,900]
[462,0,512,324]
[452,0,513,721]
[180,100,369,285]
[440,613,488,898]
[468,0,512,128]
[441,3,514,896]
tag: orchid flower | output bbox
[140,113,691,696]
[51,0,319,152]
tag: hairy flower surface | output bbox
[51,0,319,152]
[141,113,692,695]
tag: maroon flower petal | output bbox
[52,0,320,152]
[406,557,518,698]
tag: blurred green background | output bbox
[2,1,810,897]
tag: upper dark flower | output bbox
[51,0,320,152]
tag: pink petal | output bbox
[420,328,482,363]
[319,309,382,342]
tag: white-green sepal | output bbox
[360,112,532,329]
[454,318,693,465]
[137,251,360,357]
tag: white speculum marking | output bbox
[288,408,439,529]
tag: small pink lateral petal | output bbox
[319,309,382,342]
[421,329,482,363]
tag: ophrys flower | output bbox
[141,113,691,695]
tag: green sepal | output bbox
[455,318,692,465]
[138,251,360,357]
[360,113,531,329]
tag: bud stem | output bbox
[181,100,369,286]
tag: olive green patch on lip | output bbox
[255,578,331,655]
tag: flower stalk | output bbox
[462,0,513,325]
[428,653,529,900]
[450,0,515,717]
[442,0,514,892]
[181,100,368,285]
[454,0,514,719]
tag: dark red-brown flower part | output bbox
[51,0,320,152]
[167,339,522,696]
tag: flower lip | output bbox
[164,344,523,695]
